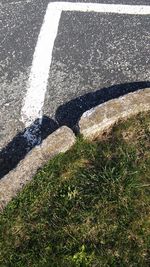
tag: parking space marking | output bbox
[21,1,150,128]
[21,4,61,127]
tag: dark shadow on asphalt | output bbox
[0,117,58,179]
[0,81,150,179]
[55,81,150,133]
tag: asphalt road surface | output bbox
[0,0,150,177]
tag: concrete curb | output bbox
[0,88,150,211]
[0,126,76,211]
[79,88,150,140]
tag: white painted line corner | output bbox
[21,1,150,132]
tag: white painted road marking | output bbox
[21,1,150,128]
[21,5,61,127]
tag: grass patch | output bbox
[0,112,150,267]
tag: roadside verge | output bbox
[0,88,150,211]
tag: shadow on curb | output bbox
[0,81,150,179]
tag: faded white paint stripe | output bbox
[21,5,61,126]
[54,2,150,15]
[21,2,150,127]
